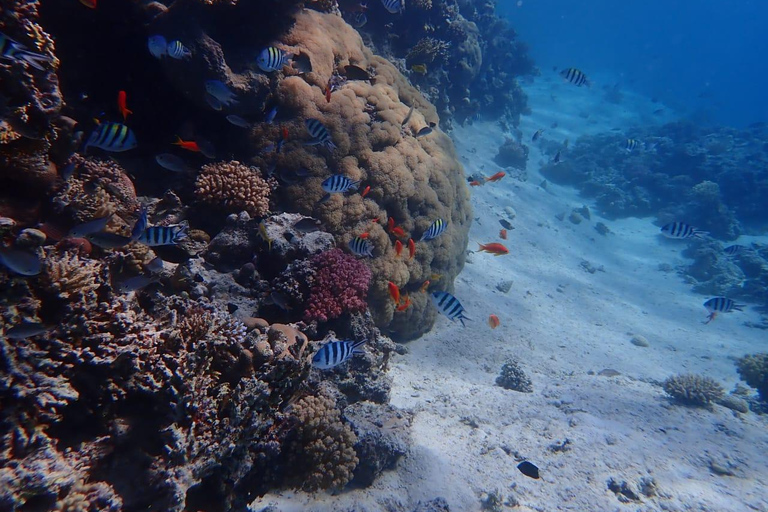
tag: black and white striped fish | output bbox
[305,118,336,150]
[723,244,748,256]
[322,174,360,194]
[381,0,405,13]
[431,291,470,327]
[137,221,189,246]
[625,139,639,151]
[703,296,745,323]
[420,218,446,241]
[312,339,366,369]
[660,222,707,240]
[167,40,191,60]
[84,122,137,153]
[560,68,590,87]
[257,46,291,72]
[348,236,373,257]
[0,31,53,70]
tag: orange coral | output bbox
[195,161,271,217]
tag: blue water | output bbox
[500,0,768,128]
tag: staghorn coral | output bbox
[195,161,271,217]
[662,373,725,407]
[286,392,358,491]
[736,353,768,402]
[495,359,533,393]
[304,248,372,323]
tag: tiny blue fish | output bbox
[155,153,191,173]
[5,322,53,340]
[68,214,113,238]
[226,115,251,128]
[85,122,137,153]
[322,174,360,194]
[349,12,367,28]
[116,275,159,294]
[415,126,433,137]
[265,106,278,124]
[205,80,238,107]
[312,340,366,369]
[0,248,42,276]
[348,236,374,257]
[660,222,707,240]
[137,221,189,246]
[0,31,53,70]
[723,245,747,256]
[381,0,404,13]
[86,232,132,249]
[144,256,164,273]
[257,46,291,72]
[147,35,167,59]
[305,118,336,150]
[167,40,191,60]
[197,138,216,159]
[431,291,470,327]
[205,93,223,111]
[420,218,446,241]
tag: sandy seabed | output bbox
[251,77,768,512]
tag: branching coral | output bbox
[195,161,271,217]
[496,359,533,393]
[286,392,358,491]
[662,373,724,407]
[42,250,103,303]
[736,353,768,402]
[304,248,372,323]
[406,37,452,65]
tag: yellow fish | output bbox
[259,220,272,251]
[411,64,428,75]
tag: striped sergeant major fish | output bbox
[660,222,707,240]
[381,0,405,13]
[256,46,292,72]
[348,235,373,257]
[84,122,137,153]
[137,221,189,246]
[723,244,748,256]
[322,174,360,194]
[420,218,446,241]
[703,296,745,324]
[0,31,53,71]
[560,67,590,87]
[431,291,470,327]
[167,40,191,60]
[305,118,336,150]
[625,138,639,151]
[312,339,366,369]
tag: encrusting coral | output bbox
[662,373,724,407]
[304,248,372,323]
[496,359,533,393]
[195,160,271,218]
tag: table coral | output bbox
[195,161,271,218]
[304,248,372,323]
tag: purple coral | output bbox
[304,248,371,322]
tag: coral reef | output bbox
[735,353,768,402]
[662,373,725,407]
[304,248,372,323]
[495,359,533,393]
[195,161,271,218]
[494,137,529,170]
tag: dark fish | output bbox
[305,119,336,150]
[226,115,251,128]
[137,221,189,246]
[6,322,52,339]
[660,222,707,240]
[517,461,540,479]
[155,153,191,173]
[723,244,747,256]
[86,232,132,249]
[431,291,470,326]
[205,80,238,107]
[257,46,291,72]
[401,105,415,127]
[560,67,590,87]
[116,275,159,294]
[349,11,368,28]
[205,93,222,111]
[292,53,313,74]
[144,256,164,273]
[197,138,216,159]
[415,126,433,137]
[312,339,366,369]
[269,291,291,311]
[499,219,513,230]
[532,129,544,142]
[344,64,372,81]
[420,218,446,241]
[348,236,373,257]
[293,217,321,233]
[0,31,54,70]
[0,248,42,276]
[265,106,278,124]
[85,122,137,153]
[653,108,665,115]
[67,215,113,238]
[553,150,561,164]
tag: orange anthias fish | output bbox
[361,185,371,198]
[469,180,483,187]
[387,281,400,304]
[359,232,369,239]
[396,296,412,311]
[387,217,395,232]
[408,238,415,259]
[282,126,289,141]
[395,240,403,256]
[485,171,506,182]
[488,314,500,329]
[173,137,200,152]
[499,229,507,240]
[419,280,430,293]
[79,0,97,8]
[391,226,406,238]
[325,85,332,103]
[117,90,132,121]
[477,242,509,256]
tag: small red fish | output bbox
[79,0,97,8]
[408,238,415,259]
[485,171,506,183]
[117,91,132,121]
[469,180,483,187]
[371,217,379,224]
[387,281,400,304]
[173,137,200,152]
[325,86,332,103]
[477,242,509,256]
[282,126,289,141]
[499,229,507,240]
[488,314,500,329]
[359,232,369,239]
[396,295,412,311]
[387,217,395,232]
[361,185,371,198]
[395,240,403,256]
[419,280,430,293]
[391,226,406,238]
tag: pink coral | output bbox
[304,248,371,322]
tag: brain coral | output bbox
[252,10,471,340]
[195,160,271,218]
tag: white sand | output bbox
[251,80,768,511]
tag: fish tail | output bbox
[350,180,361,191]
[477,242,485,251]
[351,339,366,353]
[17,49,53,71]
[733,304,746,311]
[175,220,190,241]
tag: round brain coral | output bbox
[195,160,270,217]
